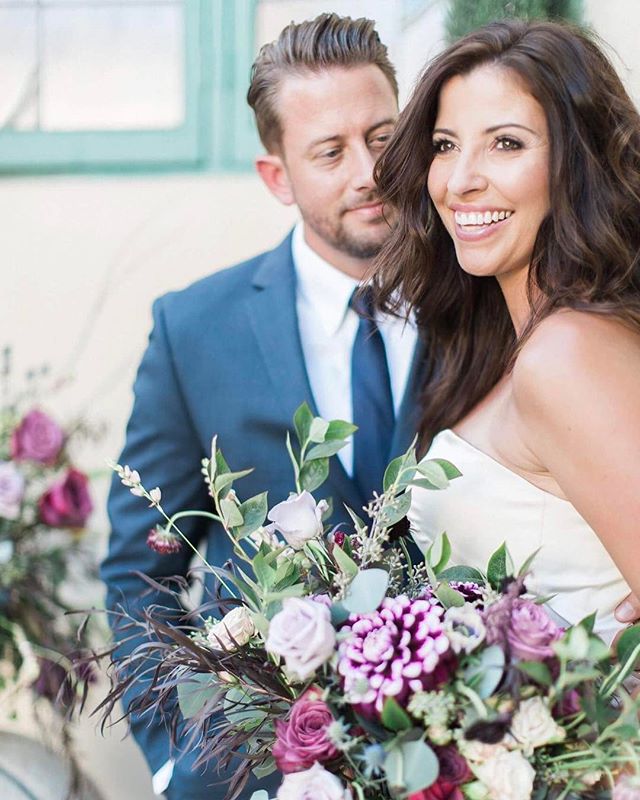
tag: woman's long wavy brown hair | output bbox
[373,20,640,447]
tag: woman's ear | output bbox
[255,154,295,206]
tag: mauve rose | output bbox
[507,599,563,661]
[613,776,640,800]
[38,468,93,528]
[266,597,336,680]
[435,745,473,785]
[11,409,64,465]
[273,689,340,773]
[277,763,352,800]
[409,782,464,800]
[0,460,25,520]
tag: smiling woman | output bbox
[372,19,640,643]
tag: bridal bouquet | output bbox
[107,403,640,800]
[0,351,97,713]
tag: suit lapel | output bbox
[246,234,364,514]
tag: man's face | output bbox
[275,65,398,276]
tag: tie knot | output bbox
[350,285,375,319]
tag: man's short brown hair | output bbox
[247,12,398,154]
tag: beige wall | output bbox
[1,1,639,797]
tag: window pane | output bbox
[40,5,185,131]
[0,9,38,131]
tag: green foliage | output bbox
[446,0,584,43]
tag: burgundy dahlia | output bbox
[337,596,454,718]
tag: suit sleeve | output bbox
[101,294,212,779]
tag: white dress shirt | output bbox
[293,222,418,475]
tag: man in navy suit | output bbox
[102,13,422,800]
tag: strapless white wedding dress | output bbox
[408,429,630,643]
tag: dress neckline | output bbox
[438,428,569,503]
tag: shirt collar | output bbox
[292,222,360,336]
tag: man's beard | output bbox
[304,207,391,260]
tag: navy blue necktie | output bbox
[350,287,395,506]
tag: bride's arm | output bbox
[512,309,640,597]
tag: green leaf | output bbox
[252,552,275,589]
[343,568,389,615]
[309,417,329,443]
[616,623,640,670]
[426,533,451,575]
[177,673,222,719]
[577,612,597,635]
[293,402,313,447]
[330,602,351,625]
[234,492,268,539]
[435,582,465,608]
[220,497,243,528]
[213,468,253,494]
[381,697,412,732]
[517,660,552,686]
[333,543,359,579]
[383,451,418,493]
[249,791,270,800]
[464,644,505,699]
[252,760,277,780]
[378,490,412,527]
[437,565,485,584]
[517,547,541,578]
[224,685,267,728]
[299,457,330,492]
[215,448,231,477]
[383,455,403,493]
[487,542,512,590]
[415,458,450,489]
[325,419,358,440]
[306,440,347,460]
[384,738,439,795]
[430,458,462,480]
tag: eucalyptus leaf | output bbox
[299,457,330,492]
[177,673,221,719]
[383,738,439,795]
[426,533,451,575]
[437,565,485,584]
[224,685,267,727]
[214,468,253,493]
[252,759,277,780]
[306,439,347,460]
[309,417,329,443]
[379,490,412,527]
[415,459,450,489]
[325,419,358,441]
[435,582,465,609]
[517,660,552,686]
[465,644,505,699]
[248,791,270,800]
[383,455,403,493]
[234,492,268,539]
[293,402,313,447]
[430,458,462,480]
[330,602,351,626]
[220,497,244,528]
[343,568,389,614]
[252,552,275,589]
[333,543,359,578]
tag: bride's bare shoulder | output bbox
[512,309,640,417]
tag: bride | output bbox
[373,20,640,643]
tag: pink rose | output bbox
[11,409,64,465]
[277,763,352,800]
[0,461,25,520]
[507,599,563,661]
[613,775,640,800]
[38,468,93,528]
[273,688,340,773]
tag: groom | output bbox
[102,13,421,800]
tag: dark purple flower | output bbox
[421,582,485,607]
[273,688,340,773]
[32,658,74,707]
[11,409,64,465]
[146,526,182,554]
[38,468,93,528]
[337,596,455,719]
[435,745,473,785]
[409,781,464,800]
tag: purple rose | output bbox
[506,599,563,661]
[273,688,340,773]
[11,409,64,465]
[0,460,25,520]
[38,468,93,528]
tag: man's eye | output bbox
[432,139,454,153]
[370,134,391,149]
[495,136,522,151]
[320,148,341,159]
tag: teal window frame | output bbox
[0,0,258,175]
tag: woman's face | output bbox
[427,65,550,289]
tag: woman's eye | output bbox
[432,139,454,153]
[495,136,522,151]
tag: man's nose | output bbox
[349,144,377,192]
[446,151,488,196]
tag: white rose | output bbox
[267,491,328,550]
[0,461,25,521]
[444,603,486,653]
[266,597,336,680]
[458,738,509,764]
[277,763,352,800]
[510,697,566,756]
[207,606,255,651]
[475,750,535,800]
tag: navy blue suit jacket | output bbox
[101,233,424,798]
